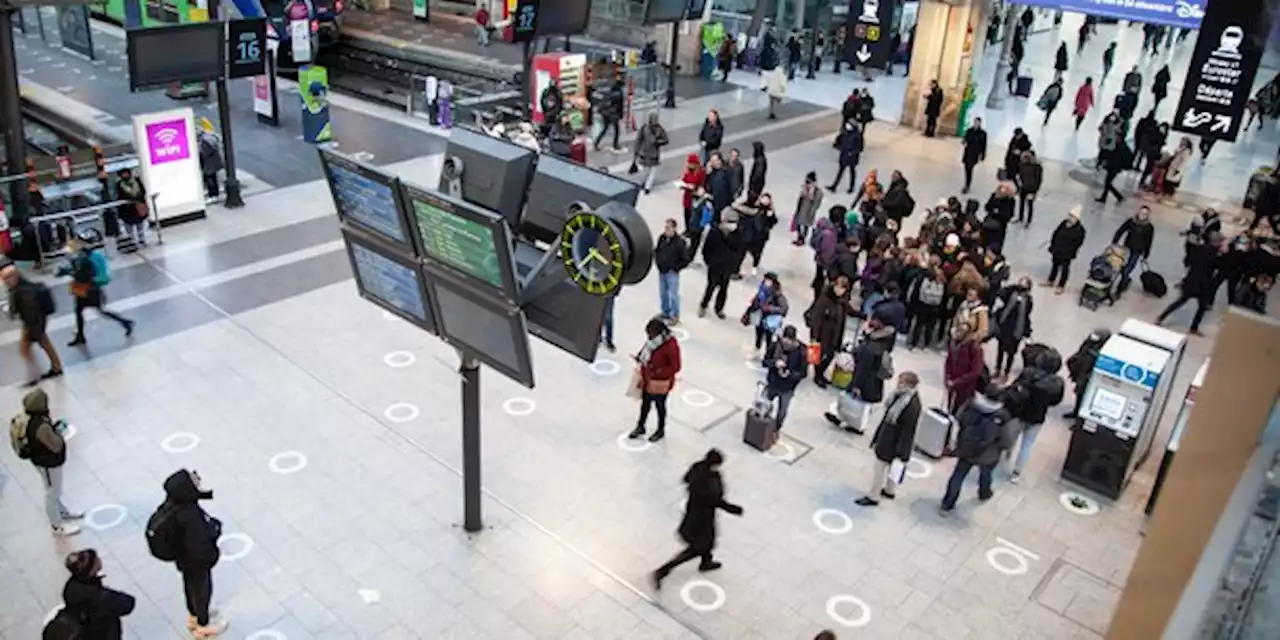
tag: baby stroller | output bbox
[1079,245,1128,310]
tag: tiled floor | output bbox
[2,60,1271,640]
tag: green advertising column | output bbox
[957,81,977,137]
[299,65,332,143]
[412,0,428,21]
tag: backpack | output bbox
[10,413,33,459]
[145,504,181,562]
[955,408,1002,460]
[918,278,945,306]
[42,608,84,640]
[88,251,111,286]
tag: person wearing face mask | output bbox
[1046,208,1087,293]
[655,218,690,324]
[47,549,136,639]
[652,449,743,588]
[152,469,227,637]
[856,372,921,507]
[744,272,789,357]
[762,325,807,429]
[991,276,1034,379]
[699,210,742,319]
[944,321,985,412]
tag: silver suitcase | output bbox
[915,407,955,459]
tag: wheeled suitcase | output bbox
[1014,76,1033,98]
[744,383,778,451]
[915,407,955,459]
[1140,269,1168,298]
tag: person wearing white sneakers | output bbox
[154,469,228,637]
[11,388,83,536]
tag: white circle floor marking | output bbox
[246,630,287,640]
[679,579,726,612]
[268,451,308,475]
[681,389,715,407]
[160,432,201,454]
[616,431,652,452]
[383,351,416,368]
[986,547,1031,576]
[60,423,78,442]
[670,327,690,342]
[812,508,855,535]
[589,359,621,376]
[1058,491,1101,516]
[905,458,933,479]
[763,441,795,461]
[503,398,537,416]
[217,533,255,561]
[826,594,873,628]
[84,504,128,531]
[383,403,420,423]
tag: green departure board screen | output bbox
[409,193,505,290]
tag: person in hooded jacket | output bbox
[1016,151,1044,226]
[944,321,985,412]
[810,213,841,298]
[940,384,1012,514]
[745,141,768,207]
[857,371,922,507]
[53,549,136,639]
[160,469,227,637]
[699,211,741,319]
[961,117,987,194]
[808,275,855,388]
[1046,208,1086,292]
[633,112,669,194]
[829,121,863,193]
[983,182,1016,253]
[881,171,914,222]
[698,109,724,164]
[17,388,83,536]
[1004,348,1066,483]
[652,449,743,588]
[991,276,1034,379]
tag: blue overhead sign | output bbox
[1018,0,1206,30]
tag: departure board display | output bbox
[342,230,436,333]
[320,149,410,247]
[401,185,519,301]
[426,267,534,388]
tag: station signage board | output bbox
[511,0,540,43]
[131,108,205,223]
[1172,0,1271,142]
[1016,0,1205,30]
[57,6,95,61]
[844,0,893,69]
[227,18,268,79]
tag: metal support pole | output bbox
[663,24,678,109]
[211,4,244,208]
[460,355,483,533]
[0,10,29,224]
[522,39,533,120]
[986,5,1018,110]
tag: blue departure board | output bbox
[321,149,410,247]
[347,237,435,332]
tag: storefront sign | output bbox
[844,0,893,69]
[131,108,204,223]
[1172,0,1270,142]
[252,41,279,126]
[1017,0,1205,30]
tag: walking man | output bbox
[2,262,64,386]
[652,449,744,589]
[61,234,135,347]
[961,117,988,194]
[12,388,83,536]
[1156,232,1224,336]
[924,80,944,137]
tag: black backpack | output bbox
[955,408,1003,460]
[42,608,84,640]
[145,504,181,562]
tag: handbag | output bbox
[626,369,643,399]
[806,342,822,365]
[69,282,90,298]
[645,378,674,395]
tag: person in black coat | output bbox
[924,80,944,137]
[982,182,1016,254]
[1054,43,1069,80]
[1046,208,1086,291]
[1015,151,1044,226]
[705,154,736,217]
[1003,129,1031,187]
[1156,233,1224,335]
[54,549,135,639]
[1152,65,1171,108]
[829,121,863,193]
[1096,138,1132,204]
[1112,206,1155,288]
[856,372,922,507]
[698,110,724,164]
[961,117,987,194]
[991,277,1034,378]
[652,449,743,588]
[727,148,746,200]
[746,141,768,206]
[161,469,226,636]
[699,215,741,319]
[881,172,914,222]
[850,317,896,407]
[593,78,626,151]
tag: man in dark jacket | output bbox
[726,148,746,200]
[593,78,625,151]
[652,449,743,588]
[881,172,915,222]
[961,117,987,193]
[655,219,689,323]
[1063,329,1110,419]
[160,469,226,636]
[857,372,922,507]
[1047,207,1086,291]
[1005,348,1065,483]
[983,182,1016,253]
[1111,206,1155,290]
[871,282,908,334]
[1016,151,1043,226]
[704,153,735,217]
[1156,233,1224,336]
[828,121,863,193]
[1152,65,1171,107]
[940,385,1012,514]
[764,325,807,430]
[16,388,82,536]
[850,318,895,408]
[698,214,741,319]
[57,549,136,639]
[924,80,944,137]
[831,235,861,284]
[2,262,64,386]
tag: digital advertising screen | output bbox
[320,148,412,250]
[644,0,687,24]
[401,184,520,302]
[424,266,535,388]
[341,229,436,332]
[537,0,591,36]
[126,22,225,91]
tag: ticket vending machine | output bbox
[1061,319,1187,499]
[1144,359,1210,516]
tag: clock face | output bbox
[560,212,625,295]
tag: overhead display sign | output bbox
[1173,0,1271,142]
[58,6,95,61]
[341,229,436,332]
[319,148,412,250]
[402,185,520,302]
[844,0,893,69]
[424,266,536,389]
[126,22,226,91]
[1016,0,1205,30]
[537,0,590,36]
[131,108,205,223]
[227,18,267,79]
[511,0,539,43]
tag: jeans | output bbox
[125,221,148,246]
[754,325,775,351]
[637,392,668,433]
[941,459,995,509]
[658,272,680,320]
[765,387,794,429]
[602,296,615,345]
[182,569,214,626]
[1048,257,1071,287]
[1119,250,1142,290]
[1011,420,1043,474]
[39,466,69,526]
[595,119,620,149]
[475,25,490,46]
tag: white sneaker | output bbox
[52,524,81,536]
[192,619,228,637]
[751,267,759,277]
[1010,472,1022,485]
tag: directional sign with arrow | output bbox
[843,0,894,70]
[1172,0,1270,142]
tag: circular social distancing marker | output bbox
[906,458,933,479]
[826,594,872,628]
[679,579,726,612]
[616,432,652,452]
[84,504,128,531]
[681,390,715,407]
[670,327,690,342]
[160,432,201,454]
[1058,491,1101,516]
[384,403,419,423]
[763,441,795,461]
[268,451,308,475]
[590,359,621,376]
[986,547,1031,576]
[217,533,255,561]
[246,630,287,640]
[503,398,537,416]
[812,508,854,535]
[383,351,415,368]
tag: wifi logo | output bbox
[145,119,190,166]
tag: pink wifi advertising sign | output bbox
[145,119,191,166]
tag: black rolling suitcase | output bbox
[1141,267,1168,298]
[1015,76,1033,98]
[743,382,779,451]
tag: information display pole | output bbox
[522,40,534,120]
[213,5,245,208]
[664,25,678,109]
[460,354,483,532]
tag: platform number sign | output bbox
[512,0,540,43]
[227,18,268,79]
[1172,0,1270,142]
[844,0,893,69]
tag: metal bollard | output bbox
[439,82,453,129]
[425,75,440,125]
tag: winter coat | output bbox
[728,160,746,198]
[962,126,987,166]
[1153,67,1171,99]
[7,275,52,332]
[680,163,706,210]
[871,294,908,334]
[633,123,668,167]
[654,233,689,273]
[1180,243,1221,300]
[699,119,724,152]
[832,244,860,284]
[838,123,864,166]
[1009,367,1065,425]
[197,133,223,175]
[806,285,850,352]
[701,225,741,271]
[1073,83,1095,117]
[1123,70,1142,95]
[993,286,1034,343]
[1018,160,1044,194]
[925,87,944,117]
[747,142,767,202]
[1049,220,1086,259]
[812,219,840,269]
[1054,45,1068,72]
[1099,118,1122,151]
[1112,218,1155,259]
[706,168,736,215]
[794,183,823,229]
[640,336,682,385]
[1166,147,1193,183]
[955,299,990,340]
[945,339,985,410]
[871,390,922,463]
[601,83,625,120]
[1039,83,1063,112]
[161,470,222,572]
[59,575,136,640]
[851,326,895,403]
[676,459,742,552]
[954,393,1012,465]
[765,340,807,392]
[882,180,914,221]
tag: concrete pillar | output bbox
[659,21,706,78]
[368,0,391,12]
[899,0,988,137]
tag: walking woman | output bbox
[746,141,768,206]
[60,235,134,347]
[793,171,823,245]
[629,318,682,442]
[633,112,669,194]
[47,549,136,639]
[1072,78,1094,131]
[652,449,743,589]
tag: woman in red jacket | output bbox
[944,321,985,412]
[630,318,683,442]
